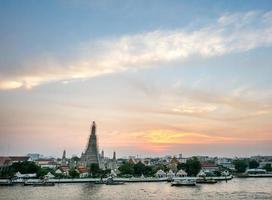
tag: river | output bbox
[1,178,272,200]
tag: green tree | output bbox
[185,157,201,176]
[144,166,153,176]
[213,171,221,176]
[118,163,134,175]
[69,168,79,178]
[37,167,55,178]
[177,163,186,171]
[134,162,146,176]
[100,169,111,178]
[12,161,40,174]
[89,163,100,177]
[263,164,272,172]
[0,161,49,178]
[71,156,80,163]
[233,159,248,173]
[249,160,259,169]
[151,164,166,176]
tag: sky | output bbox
[0,0,272,158]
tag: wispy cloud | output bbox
[172,104,217,114]
[1,11,272,90]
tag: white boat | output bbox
[196,178,217,184]
[171,178,196,186]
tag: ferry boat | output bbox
[24,180,55,186]
[171,178,196,186]
[237,169,272,178]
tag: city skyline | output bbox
[1,0,272,158]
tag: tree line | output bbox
[233,159,272,173]
[118,157,201,177]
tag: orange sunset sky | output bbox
[0,1,272,158]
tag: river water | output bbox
[1,178,272,200]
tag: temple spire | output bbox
[91,121,96,136]
[62,150,66,160]
[113,151,116,161]
[80,121,100,169]
[61,150,66,165]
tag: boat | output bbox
[24,181,55,186]
[196,178,217,184]
[237,169,272,178]
[171,179,196,186]
[105,177,125,185]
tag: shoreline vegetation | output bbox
[1,157,271,185]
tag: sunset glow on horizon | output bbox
[0,0,272,158]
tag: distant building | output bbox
[77,165,89,178]
[80,121,100,168]
[36,158,57,169]
[196,156,210,163]
[128,158,136,164]
[61,150,67,165]
[9,156,30,164]
[55,165,69,176]
[178,157,187,164]
[106,151,118,170]
[216,158,235,170]
[0,156,30,172]
[201,162,219,172]
[27,153,43,161]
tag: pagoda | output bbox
[80,121,100,168]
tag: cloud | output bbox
[164,86,272,121]
[1,11,272,90]
[172,104,217,114]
